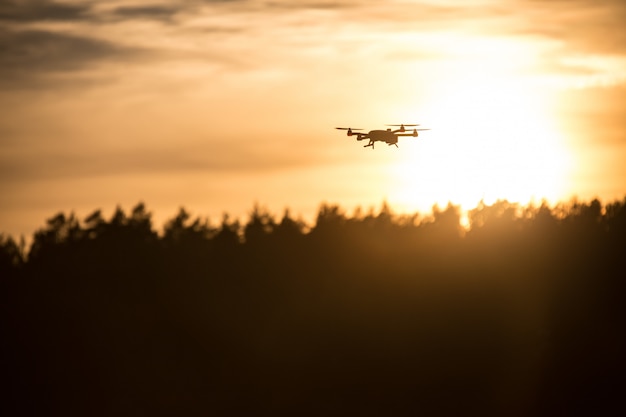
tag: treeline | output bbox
[2,198,626,416]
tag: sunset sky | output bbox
[2,0,626,238]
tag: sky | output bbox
[1,0,626,238]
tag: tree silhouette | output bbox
[0,234,23,276]
[1,197,625,416]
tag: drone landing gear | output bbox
[364,141,375,149]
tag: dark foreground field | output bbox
[2,199,625,416]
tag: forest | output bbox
[2,198,625,416]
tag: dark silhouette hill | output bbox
[2,198,625,416]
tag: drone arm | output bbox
[397,129,430,137]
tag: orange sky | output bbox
[1,0,626,239]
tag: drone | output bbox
[335,124,430,149]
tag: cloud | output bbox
[1,1,624,93]
[263,1,359,10]
[0,28,145,88]
[0,140,322,183]
[0,2,261,90]
[513,0,626,55]
[109,5,182,22]
[0,0,91,22]
[0,1,241,25]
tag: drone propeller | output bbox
[386,124,419,127]
[335,127,363,130]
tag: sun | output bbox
[385,75,573,214]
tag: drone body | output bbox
[336,124,430,149]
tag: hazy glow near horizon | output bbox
[1,0,625,238]
[387,66,572,212]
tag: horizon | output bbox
[4,194,625,248]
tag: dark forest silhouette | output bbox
[2,198,625,416]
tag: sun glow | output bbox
[386,74,573,213]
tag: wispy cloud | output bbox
[513,0,626,55]
[0,28,146,88]
[0,0,91,23]
[109,4,182,22]
[0,138,326,183]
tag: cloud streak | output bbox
[0,28,145,88]
[0,0,91,22]
[512,0,626,55]
[109,4,182,22]
[0,137,327,183]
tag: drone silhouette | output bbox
[336,124,430,149]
